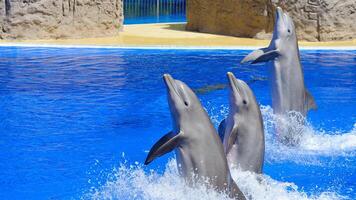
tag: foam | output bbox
[207,104,356,164]
[84,159,344,200]
[259,106,356,164]
[83,105,355,199]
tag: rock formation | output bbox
[0,0,123,39]
[186,0,274,39]
[186,0,356,41]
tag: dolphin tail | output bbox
[218,119,226,142]
[305,90,317,111]
[144,131,181,165]
[229,178,246,200]
[241,48,280,64]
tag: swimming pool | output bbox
[0,46,355,199]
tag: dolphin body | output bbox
[219,72,265,174]
[241,7,316,145]
[145,74,246,200]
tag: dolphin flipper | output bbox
[241,48,280,64]
[251,50,280,64]
[241,48,267,64]
[145,131,181,165]
[218,119,226,141]
[226,126,239,154]
[305,90,317,111]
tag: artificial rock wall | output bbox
[0,0,123,39]
[186,0,356,41]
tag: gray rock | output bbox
[186,0,356,41]
[186,0,274,38]
[0,0,123,39]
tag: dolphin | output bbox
[145,74,246,200]
[218,72,265,174]
[241,7,316,145]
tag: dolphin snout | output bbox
[275,7,285,22]
[163,73,175,90]
[227,72,243,100]
[163,73,182,101]
[276,7,283,16]
[163,74,173,85]
[227,72,238,90]
[227,72,233,77]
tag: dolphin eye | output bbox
[243,100,247,105]
[287,29,291,33]
[184,101,188,106]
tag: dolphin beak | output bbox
[227,72,237,89]
[163,73,182,101]
[227,72,235,86]
[276,7,283,20]
[227,72,242,97]
[163,74,173,87]
[275,7,288,27]
[163,74,175,93]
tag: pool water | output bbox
[0,47,355,199]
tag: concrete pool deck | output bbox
[1,23,355,48]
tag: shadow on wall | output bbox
[162,23,193,32]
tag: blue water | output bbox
[0,47,355,199]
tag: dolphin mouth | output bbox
[276,7,283,20]
[227,72,242,97]
[163,74,184,103]
[275,7,288,28]
[163,74,178,95]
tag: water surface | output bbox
[0,47,355,199]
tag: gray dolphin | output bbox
[218,72,265,174]
[145,74,246,200]
[241,7,316,145]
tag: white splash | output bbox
[84,159,344,200]
[83,104,355,200]
[231,168,343,200]
[259,106,356,164]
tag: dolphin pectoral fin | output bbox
[241,48,280,64]
[251,50,280,64]
[218,119,226,142]
[241,48,267,64]
[305,90,317,111]
[226,126,239,154]
[144,131,181,165]
[229,178,246,200]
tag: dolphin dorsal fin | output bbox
[144,131,181,165]
[241,48,280,64]
[218,119,226,142]
[305,90,317,111]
